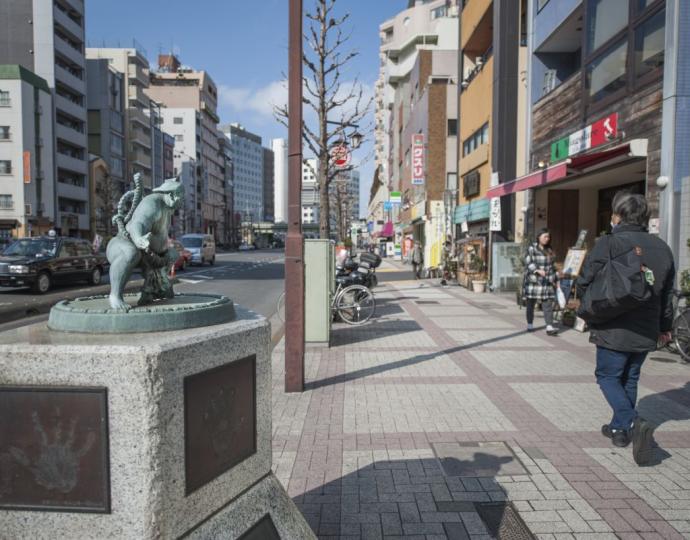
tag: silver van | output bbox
[180,234,216,265]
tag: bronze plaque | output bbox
[184,355,256,495]
[0,386,110,513]
[239,514,280,540]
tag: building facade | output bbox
[217,132,237,247]
[262,147,275,223]
[147,55,225,242]
[271,138,288,224]
[0,65,55,241]
[222,123,264,225]
[301,159,319,226]
[1,0,90,236]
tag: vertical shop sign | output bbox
[412,134,425,186]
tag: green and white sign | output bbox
[550,113,618,163]
[389,191,402,204]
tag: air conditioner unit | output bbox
[25,204,32,216]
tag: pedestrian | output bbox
[412,241,423,279]
[577,192,675,464]
[441,241,452,285]
[523,228,559,335]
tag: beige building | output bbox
[86,47,154,191]
[146,55,225,241]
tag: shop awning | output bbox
[382,221,394,237]
[454,199,490,224]
[486,140,647,199]
[0,219,18,228]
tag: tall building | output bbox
[1,0,90,236]
[217,132,236,247]
[147,55,225,242]
[262,147,275,223]
[86,47,154,192]
[222,123,263,224]
[271,138,288,223]
[0,65,55,240]
[301,159,319,225]
[86,57,126,224]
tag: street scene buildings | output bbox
[0,1,689,539]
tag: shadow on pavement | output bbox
[329,319,423,348]
[637,382,690,464]
[293,453,535,539]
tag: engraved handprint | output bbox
[9,409,95,494]
[203,385,245,456]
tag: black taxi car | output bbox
[0,236,108,294]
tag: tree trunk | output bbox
[319,156,330,239]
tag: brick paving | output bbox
[271,281,690,539]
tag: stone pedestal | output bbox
[0,307,315,539]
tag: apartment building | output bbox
[222,123,263,225]
[262,148,275,223]
[301,159,319,225]
[86,57,126,222]
[1,0,90,236]
[271,138,288,224]
[86,47,154,192]
[147,55,225,242]
[217,132,236,247]
[0,65,55,241]
[377,0,459,265]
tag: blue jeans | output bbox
[595,347,647,431]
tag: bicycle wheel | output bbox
[335,284,376,325]
[276,291,286,323]
[673,309,690,363]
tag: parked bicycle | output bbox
[657,289,690,363]
[276,279,376,325]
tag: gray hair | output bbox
[612,191,650,226]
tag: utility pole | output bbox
[285,0,305,392]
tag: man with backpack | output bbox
[577,192,675,465]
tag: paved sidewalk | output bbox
[271,281,690,540]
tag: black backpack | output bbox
[577,235,653,324]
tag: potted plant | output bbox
[469,255,487,293]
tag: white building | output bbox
[222,123,263,223]
[271,138,288,223]
[301,158,319,225]
[1,0,90,235]
[0,65,55,241]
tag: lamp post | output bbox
[285,0,305,393]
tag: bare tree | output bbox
[277,0,372,239]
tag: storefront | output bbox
[452,199,490,287]
[487,140,649,261]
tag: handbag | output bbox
[556,286,567,309]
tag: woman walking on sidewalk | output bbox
[523,228,559,335]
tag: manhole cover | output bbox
[475,502,535,540]
[415,300,440,305]
[432,442,528,477]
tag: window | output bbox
[634,8,665,80]
[0,160,11,174]
[175,134,184,141]
[0,194,12,209]
[0,126,9,140]
[174,117,183,124]
[586,0,628,54]
[462,122,489,156]
[0,90,9,106]
[447,119,458,137]
[586,40,628,102]
[430,5,447,19]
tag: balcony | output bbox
[57,179,88,201]
[54,64,85,95]
[56,123,86,148]
[128,84,149,107]
[55,94,86,121]
[59,0,85,15]
[130,148,152,169]
[56,152,87,175]
[53,5,83,42]
[128,107,150,128]
[130,129,151,149]
[53,33,84,68]
[127,63,149,86]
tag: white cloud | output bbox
[218,81,287,119]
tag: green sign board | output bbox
[551,137,569,163]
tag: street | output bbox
[0,249,285,335]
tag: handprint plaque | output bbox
[0,387,109,513]
[184,356,256,494]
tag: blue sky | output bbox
[86,0,407,217]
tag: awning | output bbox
[0,219,18,228]
[486,140,648,199]
[382,221,394,237]
[454,199,490,224]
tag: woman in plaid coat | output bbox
[523,228,559,335]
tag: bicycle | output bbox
[657,289,690,363]
[276,281,376,326]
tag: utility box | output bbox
[304,239,334,345]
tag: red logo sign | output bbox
[330,144,351,169]
[590,113,618,147]
[412,134,425,185]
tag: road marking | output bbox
[178,278,204,284]
[194,275,213,280]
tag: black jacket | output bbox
[576,224,676,353]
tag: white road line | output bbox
[178,278,204,284]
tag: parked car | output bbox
[0,236,108,294]
[170,240,192,272]
[239,243,256,251]
[180,234,216,265]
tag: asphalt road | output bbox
[0,249,286,334]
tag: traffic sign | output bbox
[330,144,351,169]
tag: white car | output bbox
[239,243,255,251]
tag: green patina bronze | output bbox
[48,173,235,333]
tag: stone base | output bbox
[0,306,314,539]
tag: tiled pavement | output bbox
[271,281,690,539]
